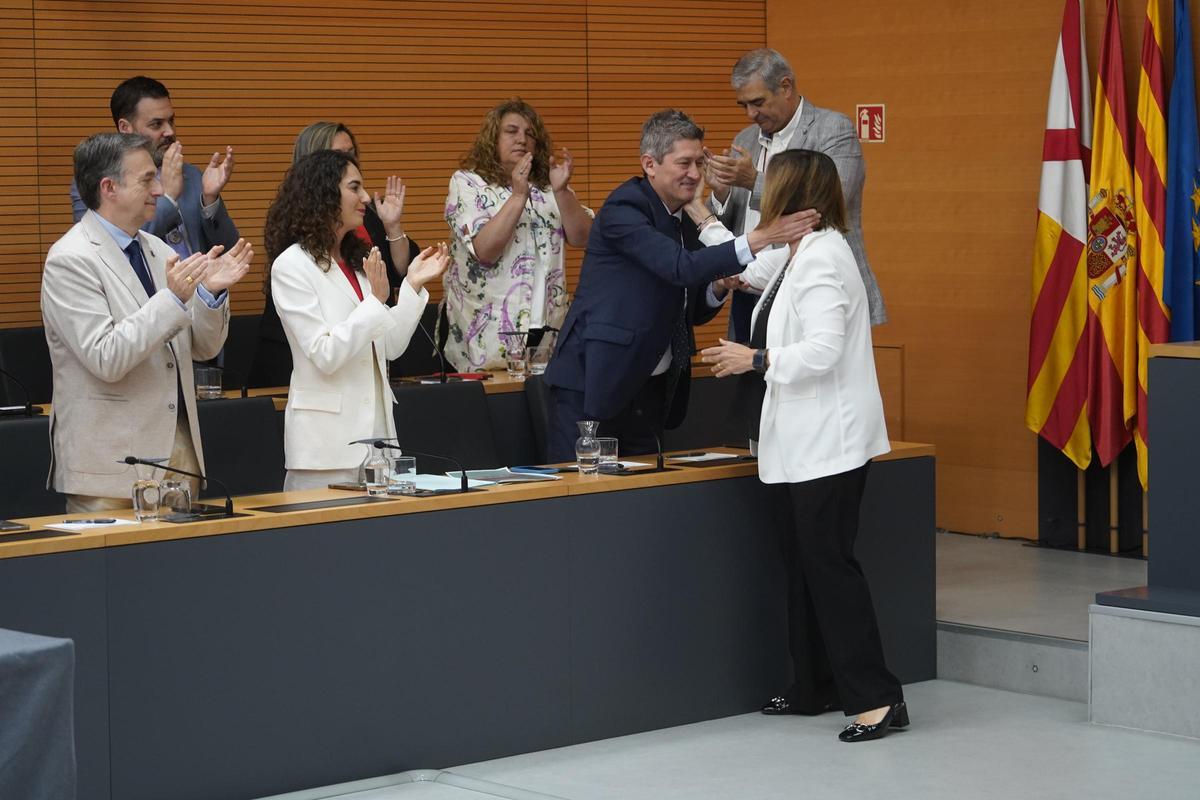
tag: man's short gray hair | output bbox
[731,48,795,91]
[74,132,153,211]
[640,109,704,163]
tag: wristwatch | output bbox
[752,349,768,373]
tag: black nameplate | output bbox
[248,496,399,513]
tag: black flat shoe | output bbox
[761,696,841,716]
[838,701,909,742]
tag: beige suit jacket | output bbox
[40,210,229,497]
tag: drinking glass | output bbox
[158,479,192,516]
[131,461,162,522]
[194,366,223,400]
[505,348,527,381]
[526,341,553,375]
[597,437,620,473]
[388,456,417,495]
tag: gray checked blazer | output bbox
[713,100,887,326]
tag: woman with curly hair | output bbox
[443,98,593,371]
[250,121,424,387]
[265,149,448,490]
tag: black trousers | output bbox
[780,461,903,716]
[548,374,668,463]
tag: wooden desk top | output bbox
[1149,341,1200,359]
[0,442,934,561]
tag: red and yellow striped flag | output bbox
[1133,0,1170,488]
[1026,0,1093,468]
[1086,0,1138,468]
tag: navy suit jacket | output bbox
[70,162,239,255]
[544,176,743,425]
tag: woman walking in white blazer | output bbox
[693,150,906,742]
[264,149,448,491]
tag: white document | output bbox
[448,469,561,483]
[668,452,736,463]
[42,519,140,532]
[413,474,493,492]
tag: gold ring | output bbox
[185,276,194,284]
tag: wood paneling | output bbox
[767,0,1193,538]
[3,0,764,328]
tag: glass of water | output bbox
[597,437,620,473]
[388,455,417,495]
[526,341,552,375]
[130,461,162,522]
[505,348,526,381]
[158,479,192,516]
[194,366,223,400]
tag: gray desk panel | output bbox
[0,550,109,800]
[105,505,574,800]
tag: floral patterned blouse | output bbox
[442,169,592,371]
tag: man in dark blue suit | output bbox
[544,110,814,461]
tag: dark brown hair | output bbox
[264,149,370,287]
[759,149,847,234]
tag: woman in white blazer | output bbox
[694,150,905,743]
[263,149,448,491]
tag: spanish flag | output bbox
[1133,0,1170,489]
[1086,0,1138,468]
[1025,0,1093,469]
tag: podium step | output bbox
[937,620,1088,702]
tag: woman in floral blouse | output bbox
[443,99,592,371]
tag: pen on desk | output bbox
[64,518,117,524]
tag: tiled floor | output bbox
[268,681,1200,800]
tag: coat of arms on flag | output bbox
[1087,187,1137,300]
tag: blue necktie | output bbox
[124,239,156,298]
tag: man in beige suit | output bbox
[42,132,252,512]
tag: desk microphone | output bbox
[0,366,42,417]
[633,407,667,472]
[121,456,235,517]
[357,438,471,493]
[415,320,448,384]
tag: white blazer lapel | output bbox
[322,258,367,307]
[139,232,170,299]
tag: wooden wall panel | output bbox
[4,0,769,331]
[767,0,1193,538]
[19,0,593,323]
[0,1,38,326]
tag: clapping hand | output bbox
[374,175,406,230]
[549,147,574,192]
[710,273,749,300]
[166,251,209,303]
[199,239,253,294]
[201,146,234,206]
[161,142,186,202]
[364,247,390,304]
[706,145,757,191]
[404,243,450,292]
[511,152,534,197]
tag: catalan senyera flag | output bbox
[1086,0,1138,468]
[1165,0,1200,343]
[1025,0,1093,469]
[1132,0,1170,489]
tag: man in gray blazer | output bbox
[44,133,251,511]
[69,76,240,259]
[707,48,886,339]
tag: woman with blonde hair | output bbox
[690,149,906,742]
[443,98,592,370]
